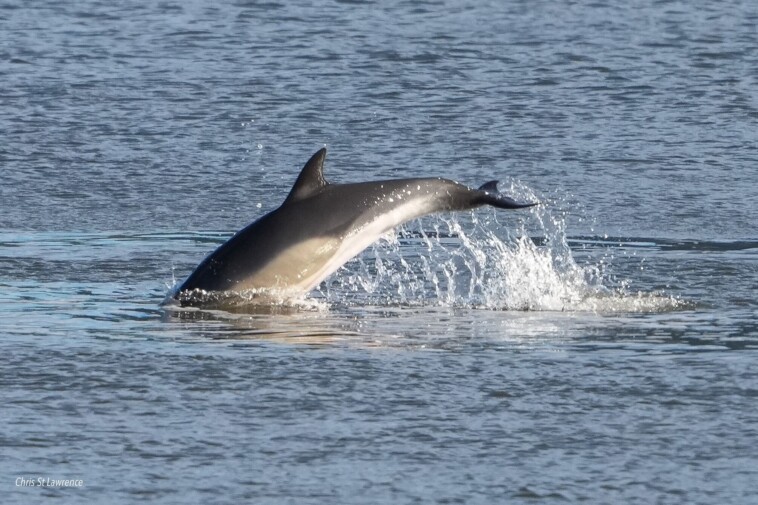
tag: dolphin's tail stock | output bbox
[476,181,538,210]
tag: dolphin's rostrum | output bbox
[176,148,536,303]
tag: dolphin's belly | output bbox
[288,196,439,292]
[233,235,342,292]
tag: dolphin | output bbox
[175,148,536,304]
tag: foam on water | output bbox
[166,286,327,314]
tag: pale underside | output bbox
[234,195,436,295]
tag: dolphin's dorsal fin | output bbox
[285,148,329,203]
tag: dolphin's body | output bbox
[175,148,535,302]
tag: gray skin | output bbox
[175,148,536,302]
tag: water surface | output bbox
[2,0,757,503]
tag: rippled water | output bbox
[3,0,758,503]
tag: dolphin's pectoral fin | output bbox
[285,147,329,203]
[476,180,538,209]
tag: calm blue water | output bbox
[2,1,758,503]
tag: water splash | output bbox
[318,184,682,313]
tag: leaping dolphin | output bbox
[175,148,536,304]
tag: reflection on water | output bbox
[160,301,756,352]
